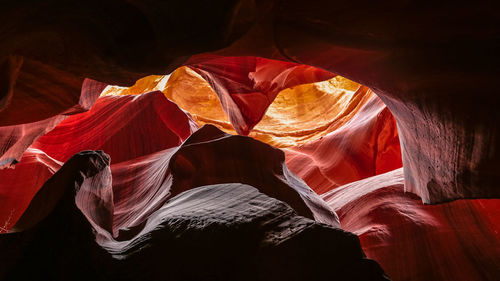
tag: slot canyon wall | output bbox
[1,1,499,280]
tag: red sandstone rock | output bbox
[0,91,198,232]
[0,150,388,280]
[186,55,335,135]
[285,88,402,194]
[268,2,500,202]
[0,148,61,232]
[0,76,104,168]
[0,89,338,232]
[100,125,339,235]
[3,1,498,202]
[322,168,500,280]
[31,91,197,163]
[1,2,499,280]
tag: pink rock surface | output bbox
[1,2,499,280]
[0,91,338,233]
[186,55,335,135]
[31,91,198,163]
[101,125,339,236]
[0,148,61,232]
[322,168,500,280]
[285,90,402,194]
[2,1,499,203]
[0,91,197,232]
[0,77,104,168]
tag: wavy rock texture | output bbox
[38,123,340,237]
[80,124,340,234]
[101,65,359,147]
[322,168,500,281]
[0,148,61,232]
[1,53,496,280]
[267,2,500,202]
[285,90,402,194]
[31,90,198,163]
[0,75,104,168]
[2,1,499,203]
[247,76,363,147]
[0,115,66,168]
[0,90,197,232]
[1,107,339,233]
[185,55,335,135]
[0,149,388,280]
[100,64,402,193]
[97,183,387,281]
[1,2,499,279]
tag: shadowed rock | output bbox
[0,150,389,281]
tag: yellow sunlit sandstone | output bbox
[101,75,168,96]
[100,67,370,147]
[250,78,372,147]
[163,67,235,133]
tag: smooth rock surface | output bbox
[0,77,104,168]
[31,90,198,163]
[322,168,500,280]
[0,151,388,281]
[186,55,335,135]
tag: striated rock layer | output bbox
[0,90,198,232]
[1,119,340,233]
[284,88,402,194]
[99,64,403,192]
[268,1,500,202]
[0,78,104,168]
[0,148,61,232]
[185,55,335,135]
[1,151,388,281]
[31,90,198,163]
[2,1,499,202]
[322,168,500,281]
[1,2,499,279]
[66,124,341,236]
[0,79,497,280]
[100,57,342,146]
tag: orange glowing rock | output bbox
[102,55,337,137]
[285,92,402,194]
[100,62,373,148]
[100,75,168,97]
[250,78,368,148]
[98,59,402,194]
[101,67,236,133]
[0,91,198,232]
[186,55,336,135]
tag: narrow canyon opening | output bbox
[100,56,404,194]
[2,2,499,280]
[1,53,498,281]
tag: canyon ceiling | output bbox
[0,1,499,280]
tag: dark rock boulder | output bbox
[0,150,388,281]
